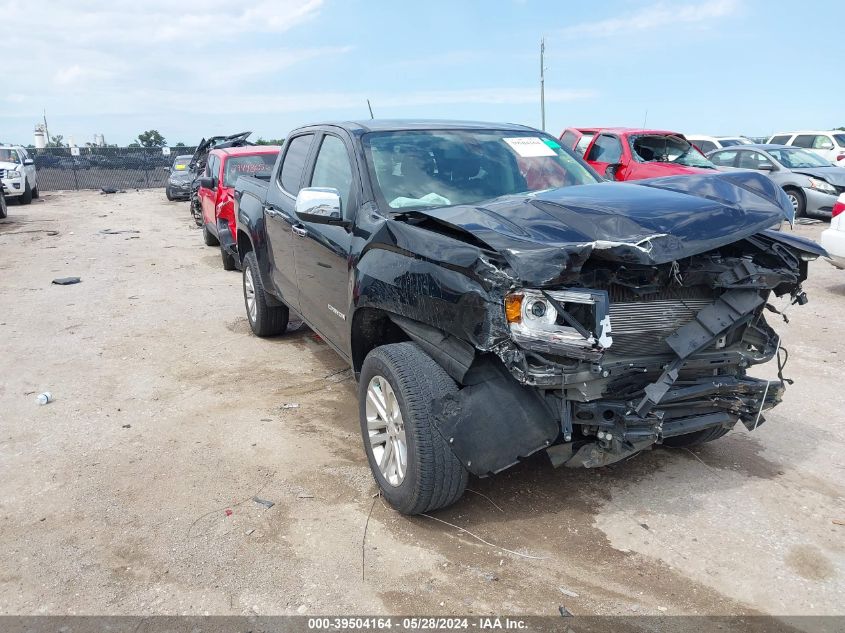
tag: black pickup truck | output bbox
[234,120,823,514]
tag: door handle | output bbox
[263,205,278,217]
[292,225,308,238]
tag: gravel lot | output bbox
[0,190,842,621]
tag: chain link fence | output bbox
[30,146,198,192]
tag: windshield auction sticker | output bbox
[503,137,557,157]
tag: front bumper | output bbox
[804,187,838,217]
[0,175,24,196]
[167,180,192,197]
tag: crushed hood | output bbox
[791,167,845,186]
[410,171,794,286]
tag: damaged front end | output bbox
[400,173,826,475]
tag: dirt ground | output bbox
[0,190,842,621]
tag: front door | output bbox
[292,132,356,357]
[199,154,219,230]
[585,133,624,180]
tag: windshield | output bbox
[363,130,599,210]
[0,149,18,163]
[630,135,715,168]
[223,153,277,187]
[768,148,833,169]
[171,155,192,171]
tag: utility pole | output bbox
[539,38,546,132]
[43,109,51,145]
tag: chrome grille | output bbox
[608,299,713,356]
[0,169,5,179]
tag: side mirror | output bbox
[604,163,622,181]
[757,163,775,171]
[295,187,348,226]
[199,176,216,189]
[24,159,34,166]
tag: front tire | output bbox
[242,251,288,336]
[32,186,39,199]
[359,342,468,514]
[202,224,219,246]
[0,193,7,219]
[20,182,32,205]
[165,186,174,201]
[784,187,806,218]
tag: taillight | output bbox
[833,195,845,218]
[836,154,845,162]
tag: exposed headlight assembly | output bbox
[505,288,612,361]
[808,178,836,195]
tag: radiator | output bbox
[608,298,713,356]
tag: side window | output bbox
[310,135,354,215]
[16,149,26,164]
[813,135,834,150]
[737,151,768,169]
[279,134,315,195]
[560,131,577,148]
[792,134,815,148]
[769,135,790,145]
[710,150,738,167]
[204,155,215,177]
[694,140,717,154]
[586,134,622,163]
[574,134,594,155]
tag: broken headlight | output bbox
[504,289,612,360]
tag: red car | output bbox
[582,128,716,181]
[559,127,600,156]
[198,146,280,270]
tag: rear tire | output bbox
[221,246,237,271]
[784,187,805,218]
[359,342,468,514]
[662,425,730,448]
[20,182,32,205]
[242,251,288,337]
[32,186,39,199]
[202,224,219,246]
[0,193,7,219]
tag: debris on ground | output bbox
[35,392,53,406]
[99,229,140,235]
[121,424,131,429]
[245,529,255,536]
[224,509,233,517]
[253,497,275,509]
[795,217,822,225]
[559,587,579,598]
[281,403,299,410]
[833,519,845,526]
[52,277,81,285]
[558,606,573,617]
[99,188,126,195]
[297,493,314,499]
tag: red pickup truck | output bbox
[583,128,717,181]
[198,146,280,270]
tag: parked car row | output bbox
[559,127,845,219]
[164,118,827,514]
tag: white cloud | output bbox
[561,0,739,38]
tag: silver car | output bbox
[707,144,843,218]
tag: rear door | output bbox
[292,131,357,356]
[264,133,317,311]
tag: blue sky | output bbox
[1,0,842,146]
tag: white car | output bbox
[0,145,38,204]
[766,131,845,167]
[820,194,845,268]
[686,135,752,154]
